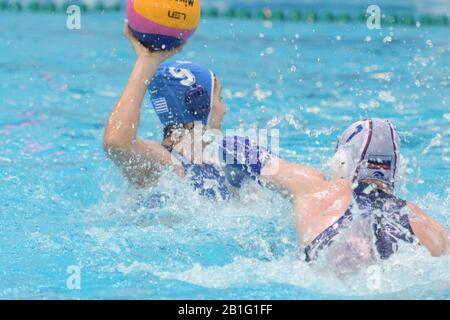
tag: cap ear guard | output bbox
[331,121,369,181]
[329,143,360,181]
[184,84,211,120]
[329,148,350,180]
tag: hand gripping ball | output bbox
[126,0,201,50]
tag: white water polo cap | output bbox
[331,118,400,186]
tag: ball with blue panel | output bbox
[126,0,201,50]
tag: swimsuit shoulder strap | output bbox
[304,208,353,262]
[162,144,191,168]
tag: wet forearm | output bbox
[104,57,159,150]
[261,158,326,195]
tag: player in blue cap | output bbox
[104,25,448,267]
[104,25,270,201]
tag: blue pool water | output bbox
[0,11,449,299]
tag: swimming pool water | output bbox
[0,11,449,299]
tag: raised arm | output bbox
[103,25,183,187]
[407,202,449,257]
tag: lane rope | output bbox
[0,1,448,27]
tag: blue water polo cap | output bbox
[148,61,214,126]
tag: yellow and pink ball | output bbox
[126,0,201,50]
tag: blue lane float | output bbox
[0,1,448,27]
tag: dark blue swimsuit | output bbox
[304,182,416,262]
[164,135,271,201]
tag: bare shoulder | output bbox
[293,176,351,198]
[134,139,184,174]
[107,138,184,187]
[292,179,353,246]
[295,179,353,218]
